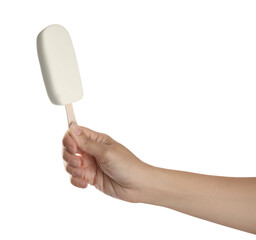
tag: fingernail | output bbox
[70,122,82,136]
[73,169,82,177]
[69,159,80,167]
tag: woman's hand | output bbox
[62,123,150,203]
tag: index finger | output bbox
[62,131,77,154]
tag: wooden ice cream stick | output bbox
[65,104,77,127]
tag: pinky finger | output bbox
[71,176,88,189]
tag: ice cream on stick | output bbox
[37,24,83,127]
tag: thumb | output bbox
[69,122,106,158]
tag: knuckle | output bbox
[70,177,76,184]
[62,133,68,146]
[70,177,86,189]
[66,164,73,174]
[65,164,69,172]
[102,133,113,143]
[102,133,110,139]
[96,132,112,144]
[70,177,76,186]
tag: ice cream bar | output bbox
[37,24,83,126]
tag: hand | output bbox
[62,123,150,203]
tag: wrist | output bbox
[137,165,182,208]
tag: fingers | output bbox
[71,177,87,188]
[63,124,110,189]
[62,139,93,189]
[62,131,77,154]
[65,162,88,188]
[62,149,82,167]
[63,146,86,188]
[69,123,107,158]
[66,164,84,177]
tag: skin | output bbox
[62,123,256,234]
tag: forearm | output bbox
[140,165,256,234]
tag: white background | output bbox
[0,0,255,239]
